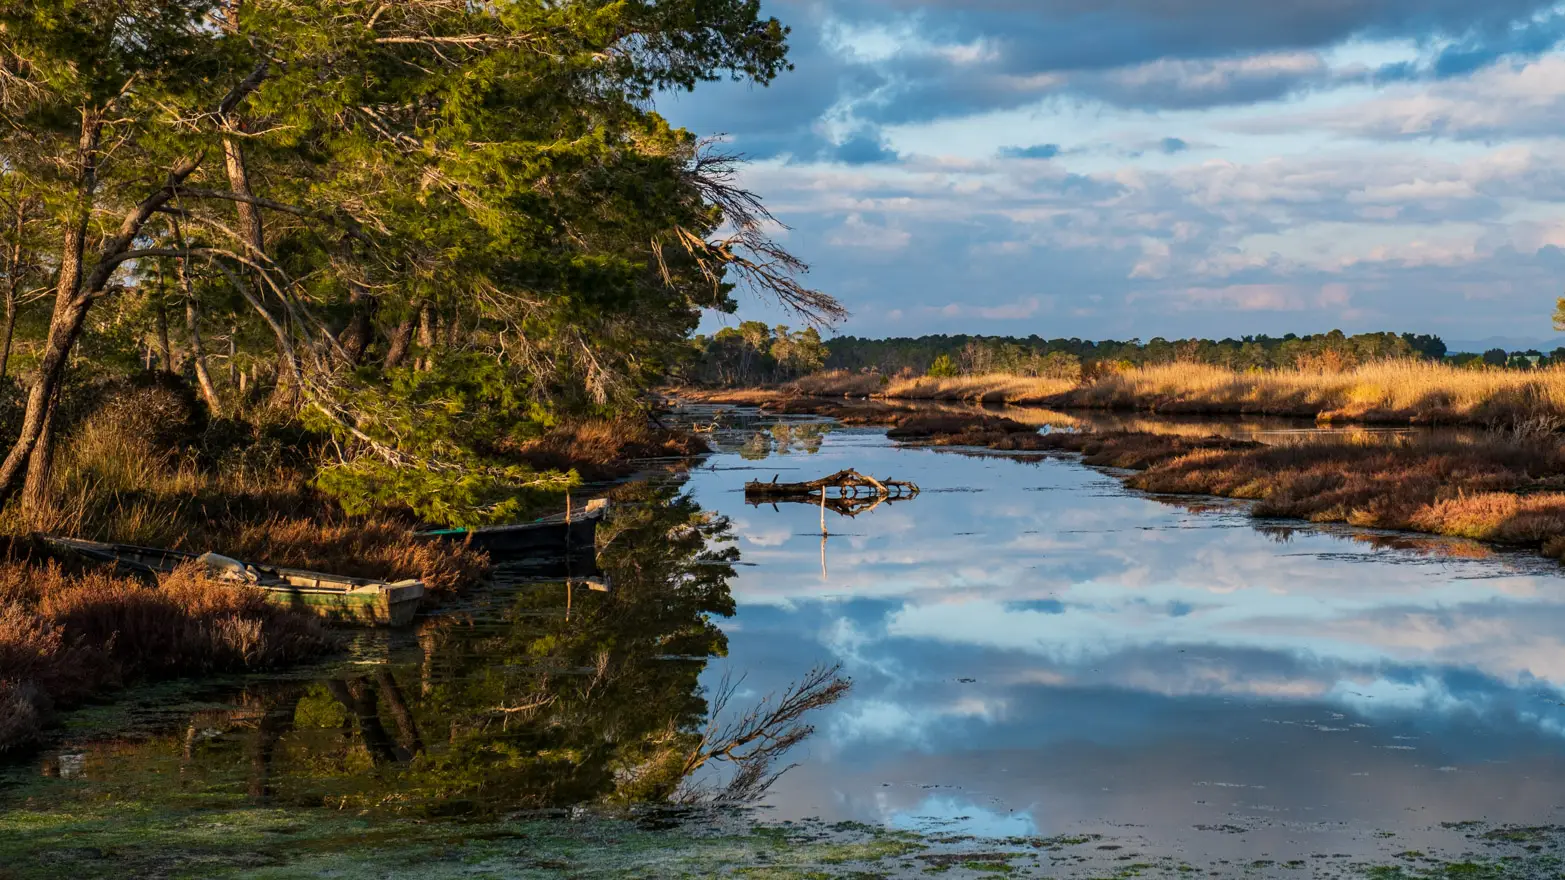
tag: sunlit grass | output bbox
[1056,361,1565,425]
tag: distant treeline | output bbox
[683,329,1565,387]
[822,331,1461,377]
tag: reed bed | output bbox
[789,370,888,397]
[1030,431,1565,557]
[15,383,492,594]
[0,560,335,752]
[878,373,1078,405]
[1050,361,1565,426]
[508,418,710,481]
[707,361,1565,430]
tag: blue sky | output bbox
[659,0,1565,341]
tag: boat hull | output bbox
[40,536,426,628]
[260,581,424,627]
[417,513,600,559]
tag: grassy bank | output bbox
[0,559,336,752]
[912,424,1565,560]
[694,361,1565,428]
[1049,361,1565,425]
[0,381,709,755]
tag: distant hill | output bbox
[1446,337,1565,354]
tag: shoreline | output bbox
[0,419,713,757]
[677,357,1565,429]
[678,393,1565,568]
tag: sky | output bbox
[657,0,1565,343]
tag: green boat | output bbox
[41,536,426,628]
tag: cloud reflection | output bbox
[693,432,1565,842]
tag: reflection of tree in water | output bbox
[170,481,847,816]
[739,423,830,460]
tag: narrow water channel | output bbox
[6,407,1565,877]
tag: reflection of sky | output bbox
[692,425,1565,849]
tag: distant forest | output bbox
[823,332,1453,377]
[686,326,1565,386]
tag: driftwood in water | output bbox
[745,469,919,517]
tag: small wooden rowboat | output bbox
[414,497,608,558]
[41,536,426,627]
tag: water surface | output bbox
[8,407,1565,875]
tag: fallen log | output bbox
[744,469,920,501]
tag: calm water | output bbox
[695,416,1565,860]
[9,407,1565,870]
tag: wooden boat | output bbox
[41,536,426,627]
[415,497,608,558]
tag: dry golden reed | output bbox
[0,561,335,752]
[1031,430,1565,559]
[1051,361,1565,425]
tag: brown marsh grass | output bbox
[701,361,1565,430]
[18,386,491,594]
[1050,361,1565,426]
[508,417,710,481]
[1030,430,1565,559]
[0,560,335,752]
[878,373,1078,405]
[789,370,888,397]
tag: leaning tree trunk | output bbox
[0,115,101,506]
[186,300,222,415]
[21,391,60,521]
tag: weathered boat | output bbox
[415,497,608,558]
[41,536,426,627]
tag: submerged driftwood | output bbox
[744,469,920,517]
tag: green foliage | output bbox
[311,355,578,526]
[0,0,828,522]
[314,456,575,528]
[926,354,958,378]
[686,323,833,384]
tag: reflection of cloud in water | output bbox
[690,425,1565,849]
[828,695,1008,750]
[885,796,1039,838]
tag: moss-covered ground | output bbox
[6,783,1565,880]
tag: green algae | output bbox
[12,793,1565,880]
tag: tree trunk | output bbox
[154,297,173,372]
[223,135,266,260]
[21,388,60,522]
[384,313,415,368]
[177,255,222,414]
[337,283,376,365]
[415,301,435,372]
[0,295,18,385]
[0,197,26,385]
[0,114,101,507]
